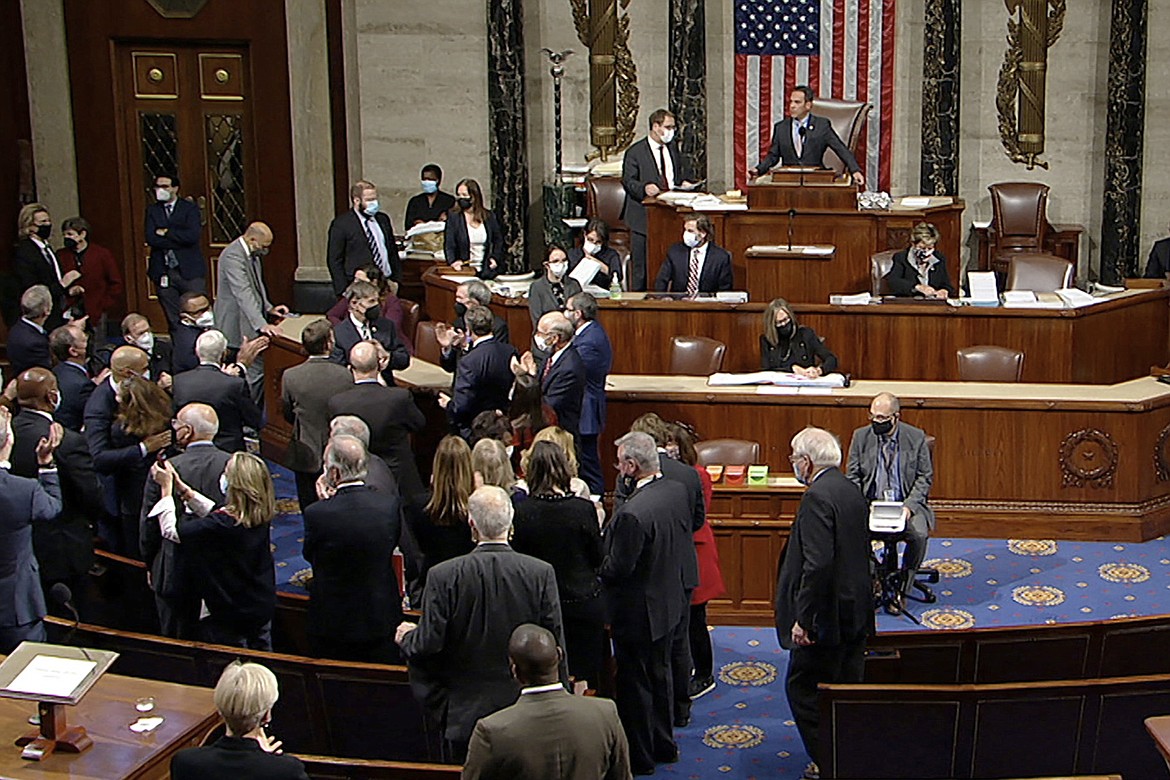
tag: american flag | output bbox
[733,0,896,192]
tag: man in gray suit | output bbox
[213,222,291,402]
[463,624,631,780]
[845,391,935,599]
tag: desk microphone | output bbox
[787,208,797,250]
[50,583,79,626]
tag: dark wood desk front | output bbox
[422,271,1170,384]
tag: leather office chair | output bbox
[813,97,872,175]
[695,439,760,467]
[585,176,631,257]
[399,299,421,346]
[413,320,443,365]
[987,182,1051,275]
[669,336,726,376]
[870,249,897,296]
[1005,253,1074,293]
[956,346,1025,382]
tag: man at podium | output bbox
[748,86,865,188]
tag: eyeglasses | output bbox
[788,454,805,464]
[868,413,897,423]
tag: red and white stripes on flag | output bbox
[732,0,896,192]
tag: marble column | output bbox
[1100,0,1147,284]
[919,0,960,196]
[669,0,706,183]
[487,0,528,273]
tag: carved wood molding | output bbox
[1155,424,1170,482]
[1059,428,1118,488]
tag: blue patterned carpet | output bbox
[265,463,1170,778]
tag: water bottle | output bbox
[610,276,622,300]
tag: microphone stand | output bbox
[787,209,796,251]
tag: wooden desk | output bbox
[0,670,216,779]
[422,271,1170,383]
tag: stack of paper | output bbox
[967,271,999,306]
[1056,287,1098,307]
[404,221,445,239]
[829,292,874,306]
[708,371,847,388]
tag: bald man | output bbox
[213,221,291,402]
[514,312,586,440]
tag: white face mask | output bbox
[50,392,61,413]
[134,332,155,352]
[660,128,675,145]
[548,262,567,279]
[582,240,599,256]
[683,231,702,249]
[218,472,229,497]
[156,188,172,203]
[534,334,551,352]
[194,311,215,329]
[142,369,152,382]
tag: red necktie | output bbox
[542,355,553,382]
[658,145,669,190]
[686,248,700,297]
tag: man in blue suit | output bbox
[439,305,518,440]
[145,173,207,333]
[565,292,612,495]
[0,405,63,652]
[513,312,586,444]
[50,324,99,432]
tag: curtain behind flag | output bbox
[733,0,896,192]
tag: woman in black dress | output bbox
[759,297,839,377]
[403,435,475,588]
[510,441,605,688]
[884,222,956,299]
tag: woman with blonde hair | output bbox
[149,452,277,649]
[404,435,475,587]
[471,437,525,505]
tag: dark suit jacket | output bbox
[177,509,275,631]
[303,484,402,642]
[527,276,582,326]
[463,689,630,780]
[326,209,402,296]
[139,442,230,599]
[1146,237,1170,278]
[330,315,410,384]
[571,320,612,437]
[653,243,734,293]
[84,380,150,517]
[56,242,123,319]
[280,357,355,473]
[328,381,426,497]
[95,336,173,381]
[756,114,861,173]
[449,337,519,434]
[52,362,93,432]
[773,467,872,649]
[398,543,565,743]
[11,411,99,583]
[171,736,308,780]
[614,455,702,590]
[884,249,956,297]
[171,364,262,453]
[601,476,691,643]
[621,136,690,235]
[540,346,586,436]
[444,211,504,280]
[13,238,68,329]
[7,318,51,374]
[440,313,510,373]
[145,198,206,282]
[511,494,603,604]
[846,421,936,530]
[567,245,623,289]
[405,190,456,227]
[170,322,203,374]
[759,327,839,373]
[0,468,61,629]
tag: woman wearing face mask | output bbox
[404,163,456,227]
[111,374,174,555]
[148,452,278,650]
[883,222,955,299]
[527,246,582,327]
[653,215,733,295]
[760,298,839,378]
[12,203,81,331]
[444,178,504,280]
[566,219,623,290]
[57,216,124,343]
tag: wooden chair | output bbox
[399,299,421,347]
[870,249,898,296]
[669,336,726,376]
[695,439,760,466]
[812,97,872,175]
[956,346,1024,382]
[1005,253,1074,292]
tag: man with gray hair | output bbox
[7,284,54,374]
[328,415,398,497]
[437,279,510,372]
[171,329,261,453]
[601,431,694,776]
[774,426,871,780]
[512,311,586,440]
[396,485,565,763]
[303,434,402,663]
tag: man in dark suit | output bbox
[171,330,262,453]
[50,324,100,432]
[140,403,229,638]
[463,624,631,780]
[93,313,175,389]
[514,312,586,439]
[328,341,426,497]
[653,215,734,295]
[281,319,355,511]
[396,485,565,762]
[775,426,872,780]
[303,435,402,663]
[601,432,693,776]
[145,174,207,333]
[12,203,80,331]
[172,291,215,374]
[330,280,410,384]
[621,109,695,291]
[0,405,63,652]
[326,179,402,296]
[11,369,100,613]
[749,85,865,187]
[565,293,612,496]
[1145,232,1170,278]
[438,304,518,440]
[328,416,399,498]
[8,285,54,374]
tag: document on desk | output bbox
[709,371,846,388]
[967,271,999,305]
[6,655,96,698]
[569,257,604,287]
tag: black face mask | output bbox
[35,224,52,240]
[364,305,381,323]
[871,419,894,437]
[457,197,473,211]
[777,321,796,339]
[63,237,79,251]
[454,302,468,318]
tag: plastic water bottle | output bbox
[610,276,622,300]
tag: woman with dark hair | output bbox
[508,373,555,474]
[567,218,623,289]
[111,374,173,554]
[324,263,412,353]
[510,441,605,688]
[444,178,504,280]
[402,435,475,587]
[527,245,581,326]
[759,297,838,377]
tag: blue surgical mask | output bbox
[218,472,229,497]
[421,180,438,194]
[683,231,702,249]
[363,200,380,216]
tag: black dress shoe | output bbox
[655,745,681,763]
[688,676,716,699]
[632,765,656,776]
[673,713,691,728]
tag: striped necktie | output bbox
[363,217,390,276]
[686,248,700,297]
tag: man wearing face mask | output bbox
[50,324,107,432]
[438,305,518,441]
[511,312,586,442]
[105,313,173,391]
[621,109,696,292]
[172,292,217,375]
[527,246,582,328]
[326,179,402,297]
[57,217,123,341]
[145,174,207,334]
[214,222,290,404]
[845,392,935,606]
[330,280,409,384]
[654,215,734,295]
[774,427,870,780]
[12,203,82,331]
[404,163,456,227]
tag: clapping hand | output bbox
[150,460,175,492]
[253,727,283,754]
[35,423,63,466]
[237,335,270,367]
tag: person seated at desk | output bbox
[654,215,733,295]
[747,84,865,188]
[567,218,623,290]
[1144,227,1170,278]
[445,178,503,280]
[884,222,955,299]
[760,298,838,377]
[528,246,581,326]
[404,163,456,228]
